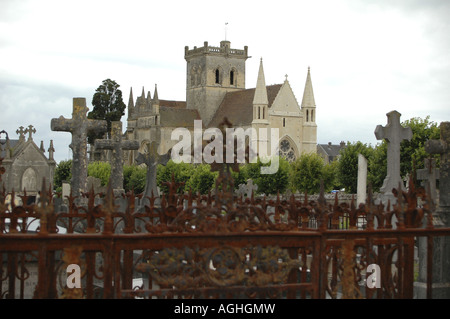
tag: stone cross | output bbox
[375,110,412,196]
[94,121,139,192]
[244,179,258,198]
[417,158,440,203]
[136,141,171,206]
[16,126,26,142]
[24,125,36,141]
[425,122,449,209]
[238,179,258,198]
[51,98,107,197]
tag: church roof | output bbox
[160,106,200,127]
[208,84,282,128]
[159,99,187,109]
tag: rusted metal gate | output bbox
[1,168,449,299]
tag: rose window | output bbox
[279,139,296,162]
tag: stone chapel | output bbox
[0,125,56,202]
[124,40,317,164]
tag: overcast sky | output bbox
[1,0,449,163]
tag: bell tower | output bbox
[184,40,249,125]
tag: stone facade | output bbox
[0,126,56,198]
[124,40,318,164]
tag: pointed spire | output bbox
[253,58,268,105]
[48,140,55,161]
[153,84,159,104]
[127,87,134,118]
[301,66,316,109]
[128,87,134,108]
[146,90,152,105]
[40,141,45,153]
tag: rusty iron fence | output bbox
[1,165,450,299]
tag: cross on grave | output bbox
[425,121,450,209]
[136,141,171,206]
[51,98,107,197]
[24,125,36,141]
[94,121,139,192]
[417,158,440,203]
[243,179,258,198]
[375,110,412,196]
[16,126,26,142]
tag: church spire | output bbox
[301,67,316,124]
[127,87,134,118]
[253,58,269,106]
[153,84,159,104]
[301,67,316,109]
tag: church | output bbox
[124,40,317,165]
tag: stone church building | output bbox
[124,40,317,164]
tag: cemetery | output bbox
[0,98,449,299]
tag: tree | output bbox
[337,142,374,194]
[400,116,440,178]
[290,153,339,194]
[54,159,72,191]
[291,153,325,194]
[185,164,218,195]
[245,156,291,195]
[87,79,126,144]
[157,160,195,194]
[87,161,111,186]
[368,141,387,192]
[123,165,146,194]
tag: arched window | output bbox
[215,69,220,84]
[258,107,261,119]
[279,139,296,162]
[262,107,265,119]
[311,110,314,122]
[230,70,234,85]
[283,118,286,127]
[306,110,309,122]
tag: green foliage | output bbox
[245,156,291,195]
[291,153,325,194]
[87,161,111,186]
[87,79,126,144]
[123,165,146,194]
[290,153,339,194]
[185,164,219,194]
[54,159,72,190]
[368,141,387,192]
[400,116,440,177]
[322,159,340,192]
[157,160,195,194]
[337,142,374,194]
[232,164,250,189]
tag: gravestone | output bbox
[51,98,107,198]
[237,179,258,198]
[415,121,450,298]
[94,121,139,193]
[136,141,171,207]
[417,158,440,203]
[374,110,412,205]
[357,154,368,206]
